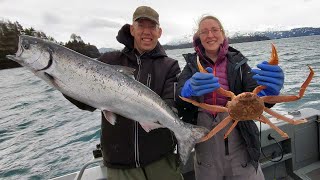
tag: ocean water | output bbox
[0,35,319,180]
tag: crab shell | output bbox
[227,92,265,121]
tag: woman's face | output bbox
[198,19,224,54]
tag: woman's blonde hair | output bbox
[196,15,226,37]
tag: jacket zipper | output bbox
[212,63,229,155]
[212,65,217,111]
[135,121,140,167]
[134,54,142,167]
[136,55,142,81]
[147,73,152,87]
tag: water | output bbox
[0,36,319,180]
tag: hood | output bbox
[193,33,229,65]
[116,24,167,59]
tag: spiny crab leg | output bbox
[196,55,207,73]
[199,116,233,142]
[179,96,228,113]
[262,66,314,104]
[224,120,239,139]
[264,107,307,125]
[269,43,279,65]
[196,56,235,99]
[249,44,279,96]
[259,115,289,138]
[258,43,280,92]
[179,90,232,142]
[252,85,266,95]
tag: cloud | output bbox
[83,18,122,29]
[42,12,62,25]
[1,0,320,48]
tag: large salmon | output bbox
[6,35,208,164]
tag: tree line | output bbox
[0,20,101,69]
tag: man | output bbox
[64,6,183,180]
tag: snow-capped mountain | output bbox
[164,27,320,47]
[165,34,193,46]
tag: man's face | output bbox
[130,19,162,54]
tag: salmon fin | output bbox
[139,121,164,132]
[102,110,117,125]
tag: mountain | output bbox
[162,34,270,50]
[228,35,270,44]
[163,27,320,50]
[166,34,193,46]
[98,47,117,54]
[252,27,320,39]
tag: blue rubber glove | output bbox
[181,67,220,98]
[251,61,284,96]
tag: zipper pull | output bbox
[137,56,141,65]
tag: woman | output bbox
[176,15,284,180]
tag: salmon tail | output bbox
[176,123,209,165]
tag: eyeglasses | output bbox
[199,27,222,36]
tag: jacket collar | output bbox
[183,45,246,69]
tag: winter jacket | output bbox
[201,39,230,110]
[176,46,272,171]
[64,24,181,168]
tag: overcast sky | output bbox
[1,0,319,49]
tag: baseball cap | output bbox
[133,6,159,25]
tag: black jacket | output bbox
[64,24,181,168]
[176,47,271,170]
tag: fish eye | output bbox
[23,43,30,49]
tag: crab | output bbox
[180,44,314,142]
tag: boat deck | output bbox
[50,108,320,180]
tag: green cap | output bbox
[133,6,159,25]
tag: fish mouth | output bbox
[6,36,53,72]
[6,54,19,61]
[6,38,24,62]
[6,45,53,72]
[16,41,24,57]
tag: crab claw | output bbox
[196,55,236,99]
[269,43,279,65]
[197,56,207,73]
[293,119,308,125]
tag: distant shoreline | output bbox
[163,27,320,50]
[163,35,270,50]
[2,33,320,70]
[0,58,21,70]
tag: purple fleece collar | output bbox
[193,34,229,65]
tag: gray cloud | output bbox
[83,18,122,29]
[42,12,62,25]
[1,0,319,48]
